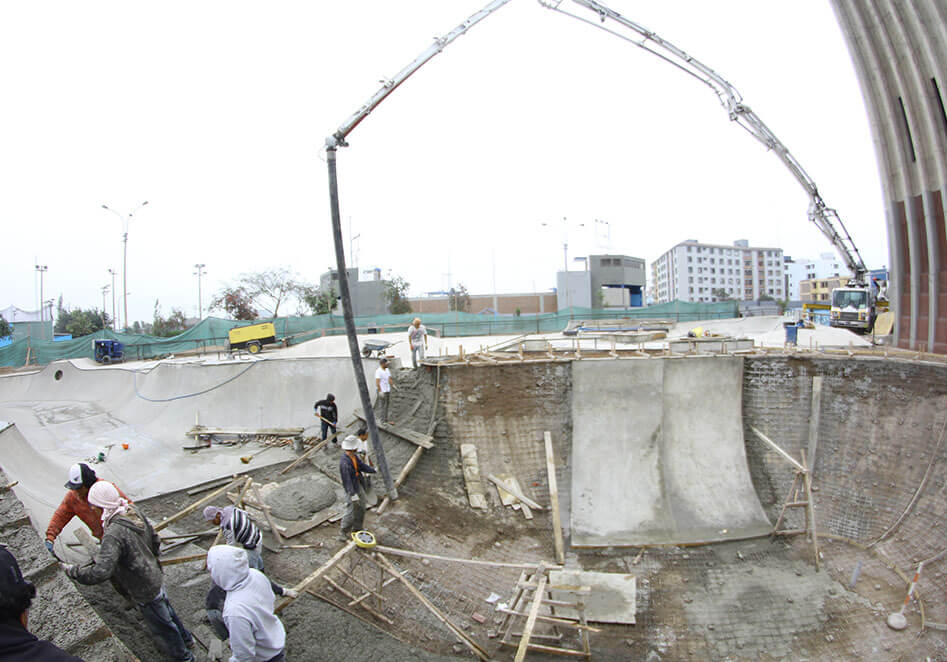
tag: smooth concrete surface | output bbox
[0,355,377,534]
[571,357,771,546]
[548,569,637,624]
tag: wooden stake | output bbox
[253,484,283,547]
[274,541,357,614]
[321,576,393,625]
[373,552,490,661]
[515,564,548,662]
[154,476,244,532]
[544,431,565,565]
[279,438,330,475]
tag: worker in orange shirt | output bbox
[44,463,129,558]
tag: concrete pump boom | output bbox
[326,0,514,150]
[540,0,870,284]
[322,0,514,501]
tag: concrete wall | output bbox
[831,1,947,352]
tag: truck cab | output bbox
[830,286,873,332]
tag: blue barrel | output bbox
[784,323,799,345]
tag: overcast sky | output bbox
[1,1,887,324]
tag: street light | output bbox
[102,201,149,331]
[107,269,117,330]
[540,217,585,312]
[34,265,48,322]
[193,264,207,320]
[101,285,110,329]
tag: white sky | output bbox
[1,1,887,324]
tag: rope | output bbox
[133,360,259,402]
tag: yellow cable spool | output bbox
[353,530,377,549]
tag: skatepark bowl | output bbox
[1,348,945,660]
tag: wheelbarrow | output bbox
[361,340,392,358]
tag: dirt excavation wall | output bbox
[743,355,947,625]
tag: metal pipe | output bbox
[326,148,396,499]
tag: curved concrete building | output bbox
[831,1,947,353]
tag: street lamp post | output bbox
[101,285,110,329]
[193,264,206,320]
[34,265,48,322]
[107,269,117,330]
[102,201,149,331]
[541,217,585,314]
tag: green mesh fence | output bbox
[0,300,737,367]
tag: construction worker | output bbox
[0,546,82,661]
[342,427,373,492]
[62,482,195,662]
[374,357,394,424]
[203,506,264,571]
[206,545,289,662]
[313,393,338,442]
[204,545,299,659]
[408,317,428,368]
[45,463,130,558]
[338,433,376,542]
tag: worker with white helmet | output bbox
[338,427,376,542]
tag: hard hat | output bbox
[341,435,359,451]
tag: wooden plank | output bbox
[487,474,544,511]
[495,607,601,632]
[373,544,558,570]
[320,576,394,625]
[377,445,425,515]
[159,552,208,566]
[500,640,591,658]
[801,449,820,571]
[750,427,806,473]
[274,541,357,614]
[373,552,490,661]
[515,566,548,662]
[807,376,823,477]
[253,484,283,547]
[154,476,245,532]
[186,426,304,437]
[544,431,565,565]
[160,529,217,541]
[278,438,330,475]
[352,409,433,449]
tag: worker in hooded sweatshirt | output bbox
[206,545,287,662]
[203,506,264,571]
[62,482,195,662]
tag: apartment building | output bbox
[651,239,785,303]
[783,253,844,301]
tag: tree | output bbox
[212,267,304,318]
[758,293,775,302]
[712,288,732,302]
[448,284,470,312]
[64,309,109,338]
[209,287,259,321]
[151,300,188,337]
[301,286,338,316]
[0,315,11,338]
[384,275,412,314]
[54,295,68,334]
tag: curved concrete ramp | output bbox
[571,357,771,547]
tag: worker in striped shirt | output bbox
[203,506,264,571]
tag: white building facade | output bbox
[783,253,844,301]
[650,239,785,304]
